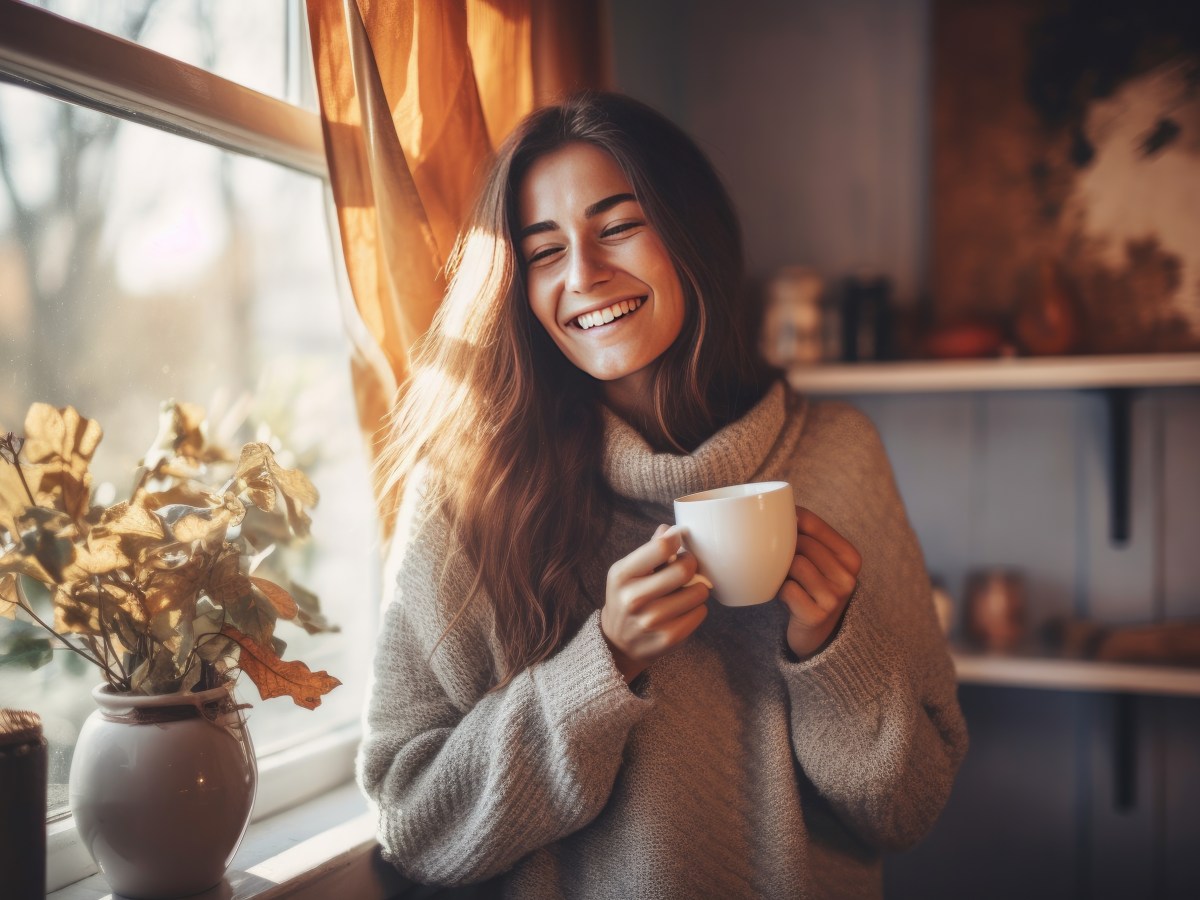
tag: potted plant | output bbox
[0,401,341,899]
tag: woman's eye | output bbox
[602,221,643,238]
[527,246,562,266]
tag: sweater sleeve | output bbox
[358,504,652,886]
[778,403,969,852]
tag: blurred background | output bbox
[2,1,1197,898]
[608,1,1199,898]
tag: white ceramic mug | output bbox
[673,481,796,606]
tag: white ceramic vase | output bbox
[69,682,257,899]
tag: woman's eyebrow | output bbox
[584,192,637,218]
[518,193,638,241]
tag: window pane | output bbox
[26,0,315,109]
[0,84,374,815]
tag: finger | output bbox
[614,525,685,581]
[628,553,702,610]
[777,579,828,626]
[664,600,709,644]
[785,556,841,613]
[796,507,862,575]
[640,580,711,628]
[795,535,858,596]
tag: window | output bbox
[0,1,376,890]
[31,0,310,107]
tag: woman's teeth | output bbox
[574,297,645,330]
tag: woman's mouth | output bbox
[572,296,647,330]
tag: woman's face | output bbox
[517,142,685,407]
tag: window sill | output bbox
[48,780,413,900]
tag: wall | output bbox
[610,0,929,305]
[854,388,1200,899]
[609,2,1200,897]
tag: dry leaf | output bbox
[0,548,56,584]
[97,501,159,533]
[129,647,185,695]
[290,581,339,635]
[108,605,143,656]
[172,511,227,545]
[151,503,231,546]
[222,625,341,709]
[0,457,36,539]
[140,401,225,478]
[140,553,207,618]
[11,508,77,583]
[64,530,132,578]
[249,576,298,619]
[136,485,215,513]
[53,585,102,635]
[234,443,319,537]
[0,573,19,619]
[224,590,277,647]
[22,405,102,522]
[193,601,233,664]
[22,404,103,466]
[206,548,251,605]
[93,503,165,561]
[239,506,293,551]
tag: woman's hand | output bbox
[779,507,862,660]
[601,524,711,684]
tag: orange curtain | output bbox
[305,0,609,538]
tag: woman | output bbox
[364,92,967,899]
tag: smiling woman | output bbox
[367,92,967,898]
[378,94,776,698]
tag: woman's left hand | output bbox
[778,507,862,660]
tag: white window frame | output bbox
[0,1,368,892]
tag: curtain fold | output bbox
[305,0,608,537]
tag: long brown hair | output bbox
[381,92,774,687]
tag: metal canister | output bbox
[1,710,47,900]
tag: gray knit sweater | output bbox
[360,381,968,898]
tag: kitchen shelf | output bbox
[951,649,1200,698]
[787,352,1200,543]
[787,353,1200,395]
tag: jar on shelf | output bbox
[761,266,828,367]
[965,568,1028,653]
[840,272,893,362]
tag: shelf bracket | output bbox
[1113,693,1137,812]
[1105,388,1132,546]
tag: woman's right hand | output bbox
[600,524,711,684]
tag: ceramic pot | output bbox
[965,569,1027,653]
[1015,260,1081,356]
[69,682,257,899]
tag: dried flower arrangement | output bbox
[0,402,340,708]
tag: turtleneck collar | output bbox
[600,380,794,507]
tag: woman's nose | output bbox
[565,244,612,294]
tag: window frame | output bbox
[0,0,325,175]
[0,1,366,892]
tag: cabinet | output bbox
[788,353,1200,900]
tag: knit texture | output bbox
[360,381,968,898]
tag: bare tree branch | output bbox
[0,125,34,239]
